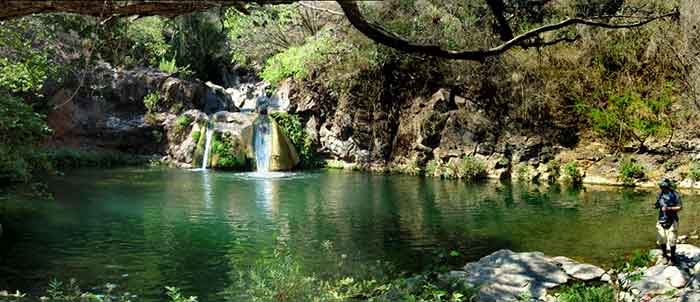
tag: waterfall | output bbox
[254,115,271,172]
[201,127,214,170]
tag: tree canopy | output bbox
[1,0,680,61]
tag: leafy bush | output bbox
[423,157,486,182]
[558,283,615,302]
[579,84,674,151]
[562,161,584,186]
[143,91,160,113]
[173,115,192,135]
[211,132,251,171]
[0,94,52,182]
[261,32,337,86]
[126,16,170,67]
[618,157,646,186]
[270,112,324,169]
[426,159,440,177]
[457,156,487,181]
[688,161,700,182]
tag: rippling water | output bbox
[0,167,698,301]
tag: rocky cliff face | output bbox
[44,63,237,153]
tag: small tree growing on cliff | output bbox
[579,83,674,151]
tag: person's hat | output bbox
[659,178,672,189]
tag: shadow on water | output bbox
[0,167,699,301]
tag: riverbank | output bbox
[4,244,699,302]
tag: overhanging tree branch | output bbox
[0,1,294,20]
[337,1,679,61]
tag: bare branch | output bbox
[338,1,679,61]
[0,1,295,20]
[298,2,344,16]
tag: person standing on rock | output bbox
[655,178,683,265]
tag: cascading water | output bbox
[254,115,271,172]
[201,126,214,170]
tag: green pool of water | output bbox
[1,167,697,301]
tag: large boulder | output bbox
[457,250,570,301]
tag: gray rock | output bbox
[552,256,606,281]
[680,289,700,302]
[460,250,568,302]
[678,244,700,262]
[664,266,690,288]
[619,264,676,299]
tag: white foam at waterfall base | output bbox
[254,115,271,172]
[201,128,214,170]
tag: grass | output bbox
[557,283,615,302]
[143,91,160,113]
[228,241,478,302]
[614,249,654,273]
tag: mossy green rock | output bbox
[269,119,300,171]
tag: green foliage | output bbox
[0,279,195,302]
[230,242,477,302]
[261,32,337,85]
[191,130,201,143]
[159,56,177,74]
[167,12,229,81]
[126,16,170,67]
[423,157,486,182]
[615,249,654,273]
[143,91,161,113]
[557,283,615,302]
[688,161,700,182]
[0,18,56,93]
[457,156,488,182]
[579,83,674,150]
[562,161,584,186]
[173,115,192,135]
[165,286,198,302]
[515,164,530,181]
[211,132,250,171]
[270,112,325,169]
[0,94,52,182]
[426,159,440,177]
[618,157,646,186]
